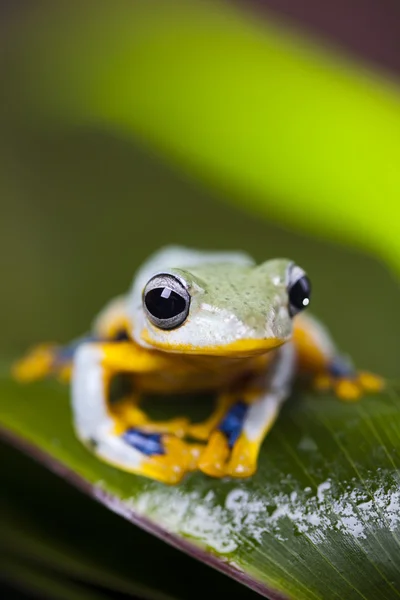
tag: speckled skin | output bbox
[129,246,293,353]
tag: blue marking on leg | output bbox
[328,356,355,378]
[122,429,165,456]
[218,401,248,449]
[54,334,98,365]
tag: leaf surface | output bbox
[1,372,400,599]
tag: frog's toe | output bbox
[333,378,363,401]
[197,430,230,477]
[121,428,200,484]
[198,431,259,478]
[357,371,385,392]
[335,371,385,401]
[313,373,334,392]
[225,434,258,478]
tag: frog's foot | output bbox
[90,427,202,484]
[313,357,385,401]
[72,342,204,484]
[12,344,59,382]
[198,345,294,479]
[198,399,262,479]
[12,335,91,383]
[111,397,189,438]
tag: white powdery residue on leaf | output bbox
[135,487,193,529]
[325,476,400,539]
[357,501,372,512]
[375,487,400,530]
[268,489,330,544]
[317,480,331,503]
[95,470,400,553]
[225,489,266,543]
[225,473,400,545]
[182,502,237,554]
[224,483,332,545]
[340,516,365,538]
[135,487,237,554]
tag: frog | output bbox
[12,246,384,484]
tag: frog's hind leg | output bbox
[293,313,384,401]
[72,342,200,484]
[12,295,130,384]
[198,343,296,478]
[12,334,97,383]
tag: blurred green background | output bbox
[0,0,399,379]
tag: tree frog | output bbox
[13,246,383,484]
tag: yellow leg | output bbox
[196,389,270,478]
[72,342,204,484]
[224,390,283,478]
[198,344,295,479]
[111,396,189,438]
[293,313,385,401]
[196,392,256,477]
[197,389,283,479]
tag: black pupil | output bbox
[289,276,311,309]
[145,287,186,320]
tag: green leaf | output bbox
[1,371,400,600]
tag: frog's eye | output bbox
[143,273,190,330]
[287,264,311,317]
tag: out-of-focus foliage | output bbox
[4,0,400,274]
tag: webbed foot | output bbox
[197,399,261,479]
[12,344,60,382]
[313,357,385,401]
[102,428,202,484]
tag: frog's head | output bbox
[131,259,311,357]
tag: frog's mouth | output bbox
[140,331,286,357]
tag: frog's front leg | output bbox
[72,342,200,484]
[198,343,296,478]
